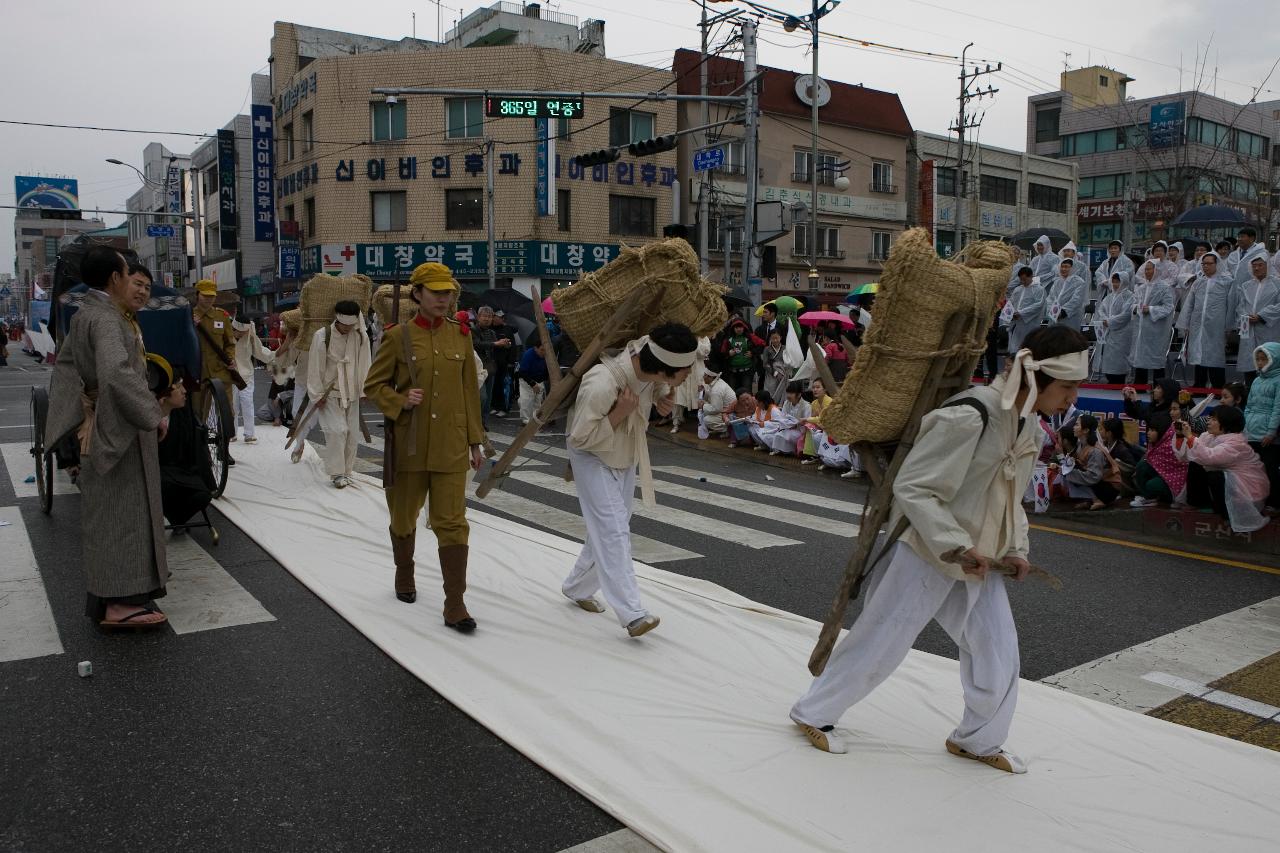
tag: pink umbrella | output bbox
[798,310,854,330]
[541,296,557,316]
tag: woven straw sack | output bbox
[821,229,1013,446]
[552,238,728,349]
[297,273,373,351]
[371,284,418,325]
[280,308,302,338]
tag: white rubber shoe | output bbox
[572,597,606,613]
[945,739,1027,774]
[626,615,660,637]
[791,716,847,754]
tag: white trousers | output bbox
[562,446,647,627]
[317,401,360,478]
[233,376,256,439]
[519,378,545,425]
[291,358,308,420]
[791,542,1020,757]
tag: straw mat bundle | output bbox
[280,308,302,338]
[821,229,1014,445]
[552,239,728,349]
[372,284,418,325]
[297,274,373,351]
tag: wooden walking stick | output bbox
[475,286,655,499]
[531,293,561,399]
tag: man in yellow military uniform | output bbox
[192,278,237,426]
[364,262,486,633]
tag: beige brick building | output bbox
[269,21,677,296]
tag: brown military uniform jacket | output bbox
[194,306,235,382]
[364,315,485,473]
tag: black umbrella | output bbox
[1171,204,1249,228]
[478,288,535,323]
[1009,228,1072,251]
[722,287,753,309]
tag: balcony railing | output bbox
[715,163,747,176]
[791,171,835,186]
[867,252,889,262]
[869,182,897,194]
[791,248,845,259]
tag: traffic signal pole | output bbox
[741,18,760,304]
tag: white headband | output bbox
[1000,348,1090,418]
[335,312,359,325]
[648,340,698,368]
[231,320,251,332]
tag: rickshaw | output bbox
[29,243,232,542]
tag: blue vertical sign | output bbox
[251,104,276,242]
[217,129,238,251]
[1148,101,1185,149]
[536,118,550,217]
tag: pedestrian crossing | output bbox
[0,506,64,663]
[1,441,78,499]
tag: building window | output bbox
[445,189,483,230]
[794,150,837,185]
[609,195,655,236]
[1099,75,1109,88]
[715,141,747,176]
[608,108,655,146]
[446,98,483,139]
[872,231,893,261]
[936,166,967,197]
[872,161,894,193]
[43,237,59,266]
[283,204,295,227]
[1035,108,1060,143]
[282,122,294,161]
[372,101,408,141]
[372,191,407,232]
[1078,173,1127,200]
[1028,182,1068,213]
[556,116,572,142]
[1142,169,1172,193]
[557,189,571,232]
[709,215,743,252]
[1061,127,1137,156]
[978,175,1018,205]
[793,224,840,258]
[301,111,314,153]
[304,197,316,239]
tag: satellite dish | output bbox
[795,74,831,107]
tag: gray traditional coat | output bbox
[1092,283,1134,377]
[1129,275,1176,370]
[1005,282,1045,354]
[1048,273,1087,330]
[45,291,167,599]
[1236,275,1280,368]
[1179,273,1240,369]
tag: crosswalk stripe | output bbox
[0,505,64,662]
[508,470,801,550]
[651,465,865,515]
[160,534,276,635]
[1,442,77,499]
[466,480,699,564]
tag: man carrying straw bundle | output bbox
[561,322,698,638]
[789,325,1089,774]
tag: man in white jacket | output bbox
[790,325,1089,774]
[307,300,372,488]
[561,323,697,638]
[230,317,275,443]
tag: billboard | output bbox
[15,176,79,209]
[1149,101,1186,149]
[217,129,238,251]
[250,104,276,242]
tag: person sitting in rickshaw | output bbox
[147,354,216,528]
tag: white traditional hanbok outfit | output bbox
[696,374,737,437]
[307,314,372,483]
[1091,274,1135,380]
[1130,263,1177,375]
[1236,268,1280,372]
[762,397,810,454]
[671,336,711,431]
[1004,280,1046,354]
[230,319,275,441]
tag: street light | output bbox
[107,155,203,281]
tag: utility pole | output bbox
[950,44,999,255]
[485,138,496,290]
[741,18,760,304]
[698,0,711,276]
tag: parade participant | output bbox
[789,325,1090,772]
[364,263,485,629]
[267,325,297,428]
[560,322,697,638]
[763,380,810,456]
[1093,240,1135,293]
[1236,256,1280,385]
[45,246,176,629]
[192,279,237,431]
[1030,234,1059,288]
[307,300,372,489]
[1048,258,1086,330]
[1179,252,1239,389]
[1129,261,1176,385]
[695,365,736,439]
[230,316,275,444]
[670,336,711,434]
[1093,272,1135,383]
[1005,266,1045,354]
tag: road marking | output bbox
[0,505,64,663]
[1141,671,1280,720]
[161,534,276,635]
[1042,595,1280,713]
[1029,523,1280,577]
[557,829,660,853]
[652,464,865,514]
[509,469,801,549]
[1,442,77,499]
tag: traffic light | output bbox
[572,148,621,168]
[628,134,678,157]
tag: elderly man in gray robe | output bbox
[1237,255,1280,385]
[1048,258,1087,331]
[45,246,177,629]
[1129,260,1177,386]
[1179,252,1240,389]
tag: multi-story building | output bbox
[672,49,912,301]
[1028,66,1277,247]
[13,175,104,320]
[444,1,605,56]
[907,131,1077,256]
[190,74,279,314]
[269,16,677,299]
[123,143,192,288]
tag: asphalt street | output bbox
[3,357,1280,851]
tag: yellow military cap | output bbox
[409,262,458,291]
[195,279,217,296]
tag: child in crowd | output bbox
[1123,378,1180,423]
[1131,416,1190,507]
[748,389,782,451]
[761,332,789,401]
[824,338,850,383]
[764,380,811,456]
[721,319,763,394]
[1061,414,1122,510]
[1184,405,1269,532]
[800,378,834,462]
[1244,343,1280,507]
[1220,381,1247,411]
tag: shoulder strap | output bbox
[938,396,990,437]
[325,324,331,350]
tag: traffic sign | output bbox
[693,146,724,172]
[146,224,176,238]
[0,287,11,298]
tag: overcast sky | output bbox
[3,0,1277,273]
